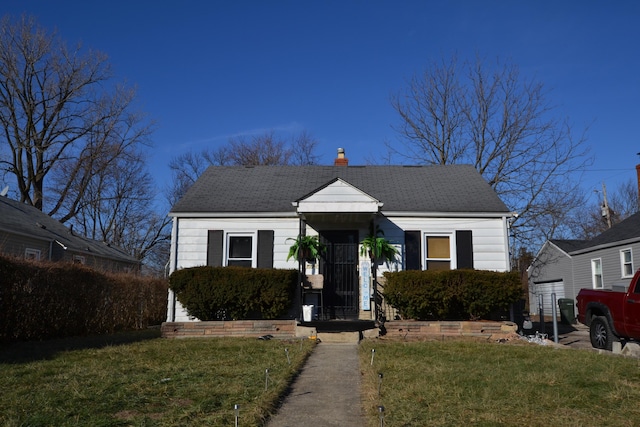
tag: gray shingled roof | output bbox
[576,211,640,251]
[171,164,510,214]
[550,239,589,253]
[0,195,138,263]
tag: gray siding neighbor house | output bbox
[167,150,515,322]
[0,194,139,272]
[529,211,640,318]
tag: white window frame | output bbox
[224,232,257,267]
[592,258,603,289]
[25,248,41,261]
[73,255,86,264]
[423,232,455,270]
[620,248,634,278]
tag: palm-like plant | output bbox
[286,235,326,262]
[360,223,398,262]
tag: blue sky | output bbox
[3,1,640,207]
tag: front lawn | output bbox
[360,339,640,427]
[0,331,314,426]
[5,332,640,427]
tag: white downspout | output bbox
[167,217,179,322]
[504,213,518,271]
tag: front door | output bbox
[320,231,359,319]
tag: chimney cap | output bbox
[334,147,348,166]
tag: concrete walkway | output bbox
[266,342,366,427]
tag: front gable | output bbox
[294,178,383,214]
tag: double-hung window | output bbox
[425,234,452,270]
[621,249,633,278]
[592,258,603,289]
[226,234,254,267]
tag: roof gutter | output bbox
[382,211,516,219]
[169,211,515,219]
[169,211,299,219]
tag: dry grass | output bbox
[360,338,640,427]
[0,330,315,426]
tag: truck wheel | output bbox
[590,316,614,350]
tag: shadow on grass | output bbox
[0,328,162,364]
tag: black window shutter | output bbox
[456,230,473,269]
[207,230,223,267]
[257,230,274,268]
[405,230,421,270]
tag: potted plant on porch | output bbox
[286,235,326,263]
[360,223,398,324]
[360,223,398,263]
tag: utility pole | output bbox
[601,182,612,229]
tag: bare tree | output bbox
[0,15,152,219]
[167,130,319,203]
[290,130,321,166]
[166,151,209,206]
[567,179,639,240]
[64,146,171,274]
[227,131,291,166]
[390,54,591,249]
[0,15,167,272]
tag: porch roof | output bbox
[170,164,510,215]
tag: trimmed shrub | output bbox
[169,266,297,320]
[383,269,523,320]
[0,255,168,343]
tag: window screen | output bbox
[228,236,253,267]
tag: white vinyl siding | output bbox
[387,216,510,272]
[168,214,511,322]
[170,217,300,272]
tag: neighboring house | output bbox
[167,149,514,322]
[0,194,139,272]
[527,239,587,313]
[529,211,640,313]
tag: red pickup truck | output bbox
[576,269,640,350]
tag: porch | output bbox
[292,177,392,323]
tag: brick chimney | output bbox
[334,148,349,166]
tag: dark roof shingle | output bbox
[0,196,138,263]
[577,211,640,250]
[171,164,510,214]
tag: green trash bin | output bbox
[558,298,575,325]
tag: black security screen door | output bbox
[320,231,359,319]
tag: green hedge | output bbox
[383,269,523,320]
[169,266,297,320]
[0,255,168,343]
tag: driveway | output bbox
[526,320,593,350]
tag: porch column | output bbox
[297,216,305,321]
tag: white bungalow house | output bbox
[167,149,514,322]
